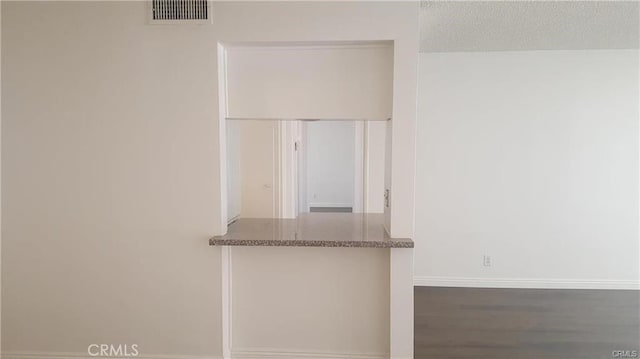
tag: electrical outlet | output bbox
[483,255,492,267]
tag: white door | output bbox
[239,120,280,218]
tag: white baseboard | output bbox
[307,202,353,208]
[2,350,385,359]
[1,351,219,359]
[231,348,386,359]
[414,276,640,290]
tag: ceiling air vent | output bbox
[151,0,209,23]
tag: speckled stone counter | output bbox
[209,213,413,248]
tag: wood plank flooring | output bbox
[415,287,639,359]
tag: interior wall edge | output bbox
[413,276,640,290]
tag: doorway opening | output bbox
[218,41,393,227]
[298,121,360,215]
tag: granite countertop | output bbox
[209,213,413,248]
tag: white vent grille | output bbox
[152,0,208,21]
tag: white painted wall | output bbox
[414,50,640,289]
[227,122,242,221]
[2,1,418,358]
[279,120,299,219]
[306,121,355,209]
[226,45,393,120]
[366,122,386,213]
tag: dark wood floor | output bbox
[415,287,639,359]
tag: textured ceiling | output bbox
[420,1,640,52]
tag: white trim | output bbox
[637,24,640,289]
[1,352,219,359]
[222,41,393,51]
[271,124,280,218]
[224,118,390,122]
[297,122,308,214]
[390,248,413,359]
[278,121,297,219]
[353,121,365,213]
[413,276,640,290]
[217,43,229,234]
[231,349,386,359]
[221,246,233,359]
[362,122,371,213]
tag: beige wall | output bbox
[231,247,390,357]
[1,1,222,356]
[1,1,418,358]
[226,45,393,120]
